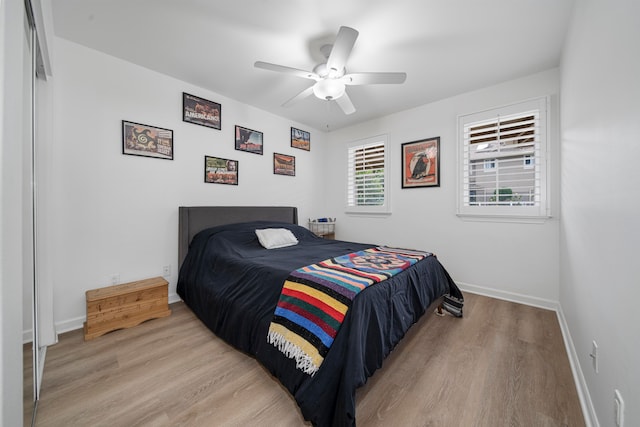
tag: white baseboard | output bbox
[55,315,86,335]
[54,292,182,335]
[456,281,559,311]
[168,292,182,304]
[456,281,597,427]
[555,306,599,427]
[23,328,33,344]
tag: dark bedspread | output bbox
[177,221,462,426]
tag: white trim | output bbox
[456,281,558,311]
[457,96,550,219]
[345,134,390,215]
[169,292,181,304]
[23,328,33,344]
[54,315,85,335]
[345,211,392,218]
[556,305,599,427]
[457,281,597,427]
[456,212,551,224]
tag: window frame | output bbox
[457,97,550,221]
[345,134,391,215]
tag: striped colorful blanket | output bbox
[267,246,430,376]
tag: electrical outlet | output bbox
[590,341,599,373]
[614,389,624,427]
[110,274,120,285]
[162,265,171,277]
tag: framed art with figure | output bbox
[204,155,238,185]
[401,137,440,188]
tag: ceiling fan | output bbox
[254,26,407,115]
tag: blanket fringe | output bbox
[267,330,319,376]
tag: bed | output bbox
[177,206,463,426]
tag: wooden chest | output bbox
[84,276,171,340]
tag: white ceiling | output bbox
[51,0,575,132]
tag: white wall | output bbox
[560,0,640,425]
[49,38,327,332]
[324,69,561,305]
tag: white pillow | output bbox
[255,228,299,249]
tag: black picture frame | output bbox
[401,136,440,188]
[204,155,238,185]
[235,125,263,155]
[122,120,173,160]
[291,127,310,151]
[182,93,221,130]
[274,153,295,176]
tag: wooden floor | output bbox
[31,293,585,426]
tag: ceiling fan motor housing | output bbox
[313,62,345,79]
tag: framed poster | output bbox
[122,120,173,160]
[291,127,310,151]
[273,153,295,176]
[204,155,238,185]
[235,125,263,155]
[401,136,440,188]
[182,93,221,130]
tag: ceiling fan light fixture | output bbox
[313,79,345,100]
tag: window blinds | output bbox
[462,111,541,206]
[347,141,385,207]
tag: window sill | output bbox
[345,210,392,217]
[456,213,551,224]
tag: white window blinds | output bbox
[458,97,549,219]
[346,136,389,213]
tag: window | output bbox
[458,97,549,219]
[346,135,389,214]
[484,159,496,171]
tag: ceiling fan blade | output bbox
[326,26,359,74]
[254,61,319,80]
[282,85,315,107]
[335,91,356,115]
[342,72,407,85]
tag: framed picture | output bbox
[204,155,238,185]
[122,120,173,160]
[401,136,440,188]
[182,93,221,130]
[235,125,263,155]
[291,127,310,151]
[274,153,295,176]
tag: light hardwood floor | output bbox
[32,293,585,426]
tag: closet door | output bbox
[22,3,38,425]
[22,1,55,424]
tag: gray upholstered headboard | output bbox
[178,206,298,268]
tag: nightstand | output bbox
[309,218,336,240]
